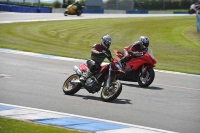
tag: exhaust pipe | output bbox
[71,79,81,83]
[73,66,82,75]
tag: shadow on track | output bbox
[122,83,164,90]
[72,94,132,104]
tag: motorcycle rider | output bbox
[120,36,149,64]
[80,34,112,81]
[188,0,200,33]
[72,0,82,12]
[188,0,200,14]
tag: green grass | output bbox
[165,9,188,12]
[0,117,84,133]
[0,16,200,74]
[150,9,188,12]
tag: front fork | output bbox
[106,64,112,88]
[142,65,147,73]
[141,65,151,77]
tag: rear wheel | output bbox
[138,67,155,87]
[101,81,122,102]
[63,74,82,95]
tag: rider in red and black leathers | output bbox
[80,35,112,81]
[120,36,149,64]
[72,1,82,13]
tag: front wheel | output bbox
[76,10,82,16]
[63,74,82,95]
[138,67,155,87]
[101,80,122,102]
[64,11,68,16]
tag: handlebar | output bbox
[102,50,113,62]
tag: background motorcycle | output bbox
[64,4,84,16]
[114,49,157,87]
[63,51,125,102]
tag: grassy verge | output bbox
[165,9,188,12]
[0,16,199,74]
[0,117,84,133]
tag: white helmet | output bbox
[101,34,112,49]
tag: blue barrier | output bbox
[10,5,22,12]
[0,4,51,13]
[126,10,148,14]
[29,7,38,13]
[21,6,31,13]
[40,7,51,13]
[1,4,11,12]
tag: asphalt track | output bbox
[0,13,200,133]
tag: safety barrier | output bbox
[0,4,51,13]
[0,4,189,14]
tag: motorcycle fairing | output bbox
[99,65,109,73]
[114,50,123,59]
[79,63,88,72]
[117,68,138,82]
[126,53,155,70]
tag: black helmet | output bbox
[139,36,149,47]
[101,34,112,49]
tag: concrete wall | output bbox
[52,8,66,13]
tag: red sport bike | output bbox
[114,49,157,87]
[63,51,125,102]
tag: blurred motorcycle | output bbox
[64,2,84,16]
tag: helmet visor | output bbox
[105,41,111,47]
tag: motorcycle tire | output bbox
[76,10,82,16]
[101,80,122,102]
[63,74,82,95]
[138,67,155,87]
[64,11,68,16]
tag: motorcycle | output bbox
[64,4,84,16]
[114,49,157,87]
[63,51,125,102]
